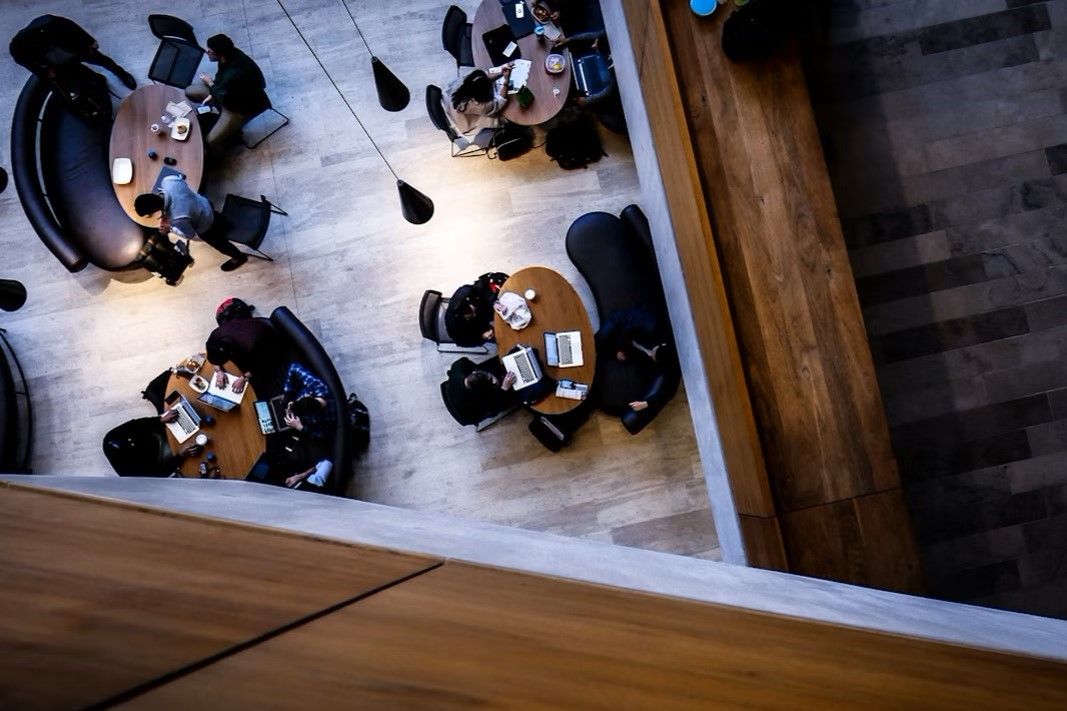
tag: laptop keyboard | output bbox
[174,403,198,435]
[516,354,535,383]
[558,335,573,365]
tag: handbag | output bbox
[488,124,533,161]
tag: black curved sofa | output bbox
[269,307,353,495]
[566,204,680,434]
[11,76,146,272]
[0,330,33,473]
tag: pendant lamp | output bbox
[275,0,432,224]
[0,279,27,312]
[342,1,411,112]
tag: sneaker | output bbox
[220,255,248,272]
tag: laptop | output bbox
[197,372,247,412]
[150,165,184,194]
[501,345,544,390]
[163,392,201,444]
[544,331,584,368]
[254,395,292,435]
[499,0,535,39]
[483,25,521,65]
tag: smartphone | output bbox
[164,390,181,406]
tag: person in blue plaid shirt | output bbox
[281,363,334,441]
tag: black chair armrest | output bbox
[269,307,352,495]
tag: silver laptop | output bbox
[197,372,247,412]
[163,393,201,443]
[501,345,543,390]
[544,331,584,368]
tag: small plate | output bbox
[171,117,191,141]
[545,53,566,74]
[111,157,132,184]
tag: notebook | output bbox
[500,0,535,39]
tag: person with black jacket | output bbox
[444,272,509,347]
[205,298,289,396]
[184,34,269,152]
[9,15,136,89]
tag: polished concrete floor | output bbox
[807,0,1067,616]
[0,1,718,559]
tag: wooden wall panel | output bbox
[125,562,1067,710]
[0,484,439,711]
[619,0,774,521]
[739,514,789,571]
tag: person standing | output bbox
[134,174,248,272]
[184,34,269,153]
[9,15,136,89]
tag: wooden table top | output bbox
[472,0,572,126]
[109,85,204,227]
[164,361,264,479]
[494,266,596,415]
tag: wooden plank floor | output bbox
[0,1,718,559]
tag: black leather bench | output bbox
[565,204,680,434]
[11,76,146,272]
[269,307,354,495]
[0,330,33,473]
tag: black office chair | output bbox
[419,290,490,354]
[426,85,492,157]
[147,15,205,88]
[242,95,290,149]
[218,194,288,261]
[102,417,179,477]
[442,6,474,70]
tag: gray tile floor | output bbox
[0,1,718,559]
[807,0,1067,617]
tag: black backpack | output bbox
[51,63,112,124]
[488,124,534,161]
[545,116,605,170]
[346,394,370,453]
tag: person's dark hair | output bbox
[214,297,255,325]
[290,396,324,421]
[463,369,498,395]
[207,34,235,57]
[134,193,164,217]
[451,70,494,111]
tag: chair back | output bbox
[425,85,458,141]
[149,15,198,44]
[419,290,444,342]
[102,418,171,477]
[440,380,475,426]
[141,369,172,414]
[219,194,272,250]
[442,6,468,59]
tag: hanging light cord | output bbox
[339,0,373,57]
[273,0,399,179]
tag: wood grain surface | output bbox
[164,360,265,479]
[494,266,596,415]
[0,484,439,711]
[109,85,204,227]
[653,2,922,588]
[472,0,572,125]
[124,561,1067,710]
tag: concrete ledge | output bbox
[5,475,1067,662]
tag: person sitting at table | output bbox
[557,29,614,108]
[9,14,137,89]
[104,413,202,477]
[206,298,289,396]
[443,64,513,136]
[134,174,248,272]
[445,357,520,426]
[262,362,335,490]
[184,34,269,153]
[596,306,679,413]
[444,271,509,347]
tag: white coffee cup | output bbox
[194,433,209,447]
[150,123,160,134]
[524,289,537,301]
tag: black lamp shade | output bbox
[372,56,410,112]
[397,180,434,225]
[0,167,7,195]
[0,279,27,312]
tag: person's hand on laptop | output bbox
[231,374,249,394]
[214,368,228,389]
[160,409,178,423]
[502,371,517,390]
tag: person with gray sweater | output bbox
[134,174,247,272]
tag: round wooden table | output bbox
[471,0,573,126]
[494,266,596,415]
[164,361,265,479]
[109,85,204,227]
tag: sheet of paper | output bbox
[496,59,534,95]
[166,101,193,118]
